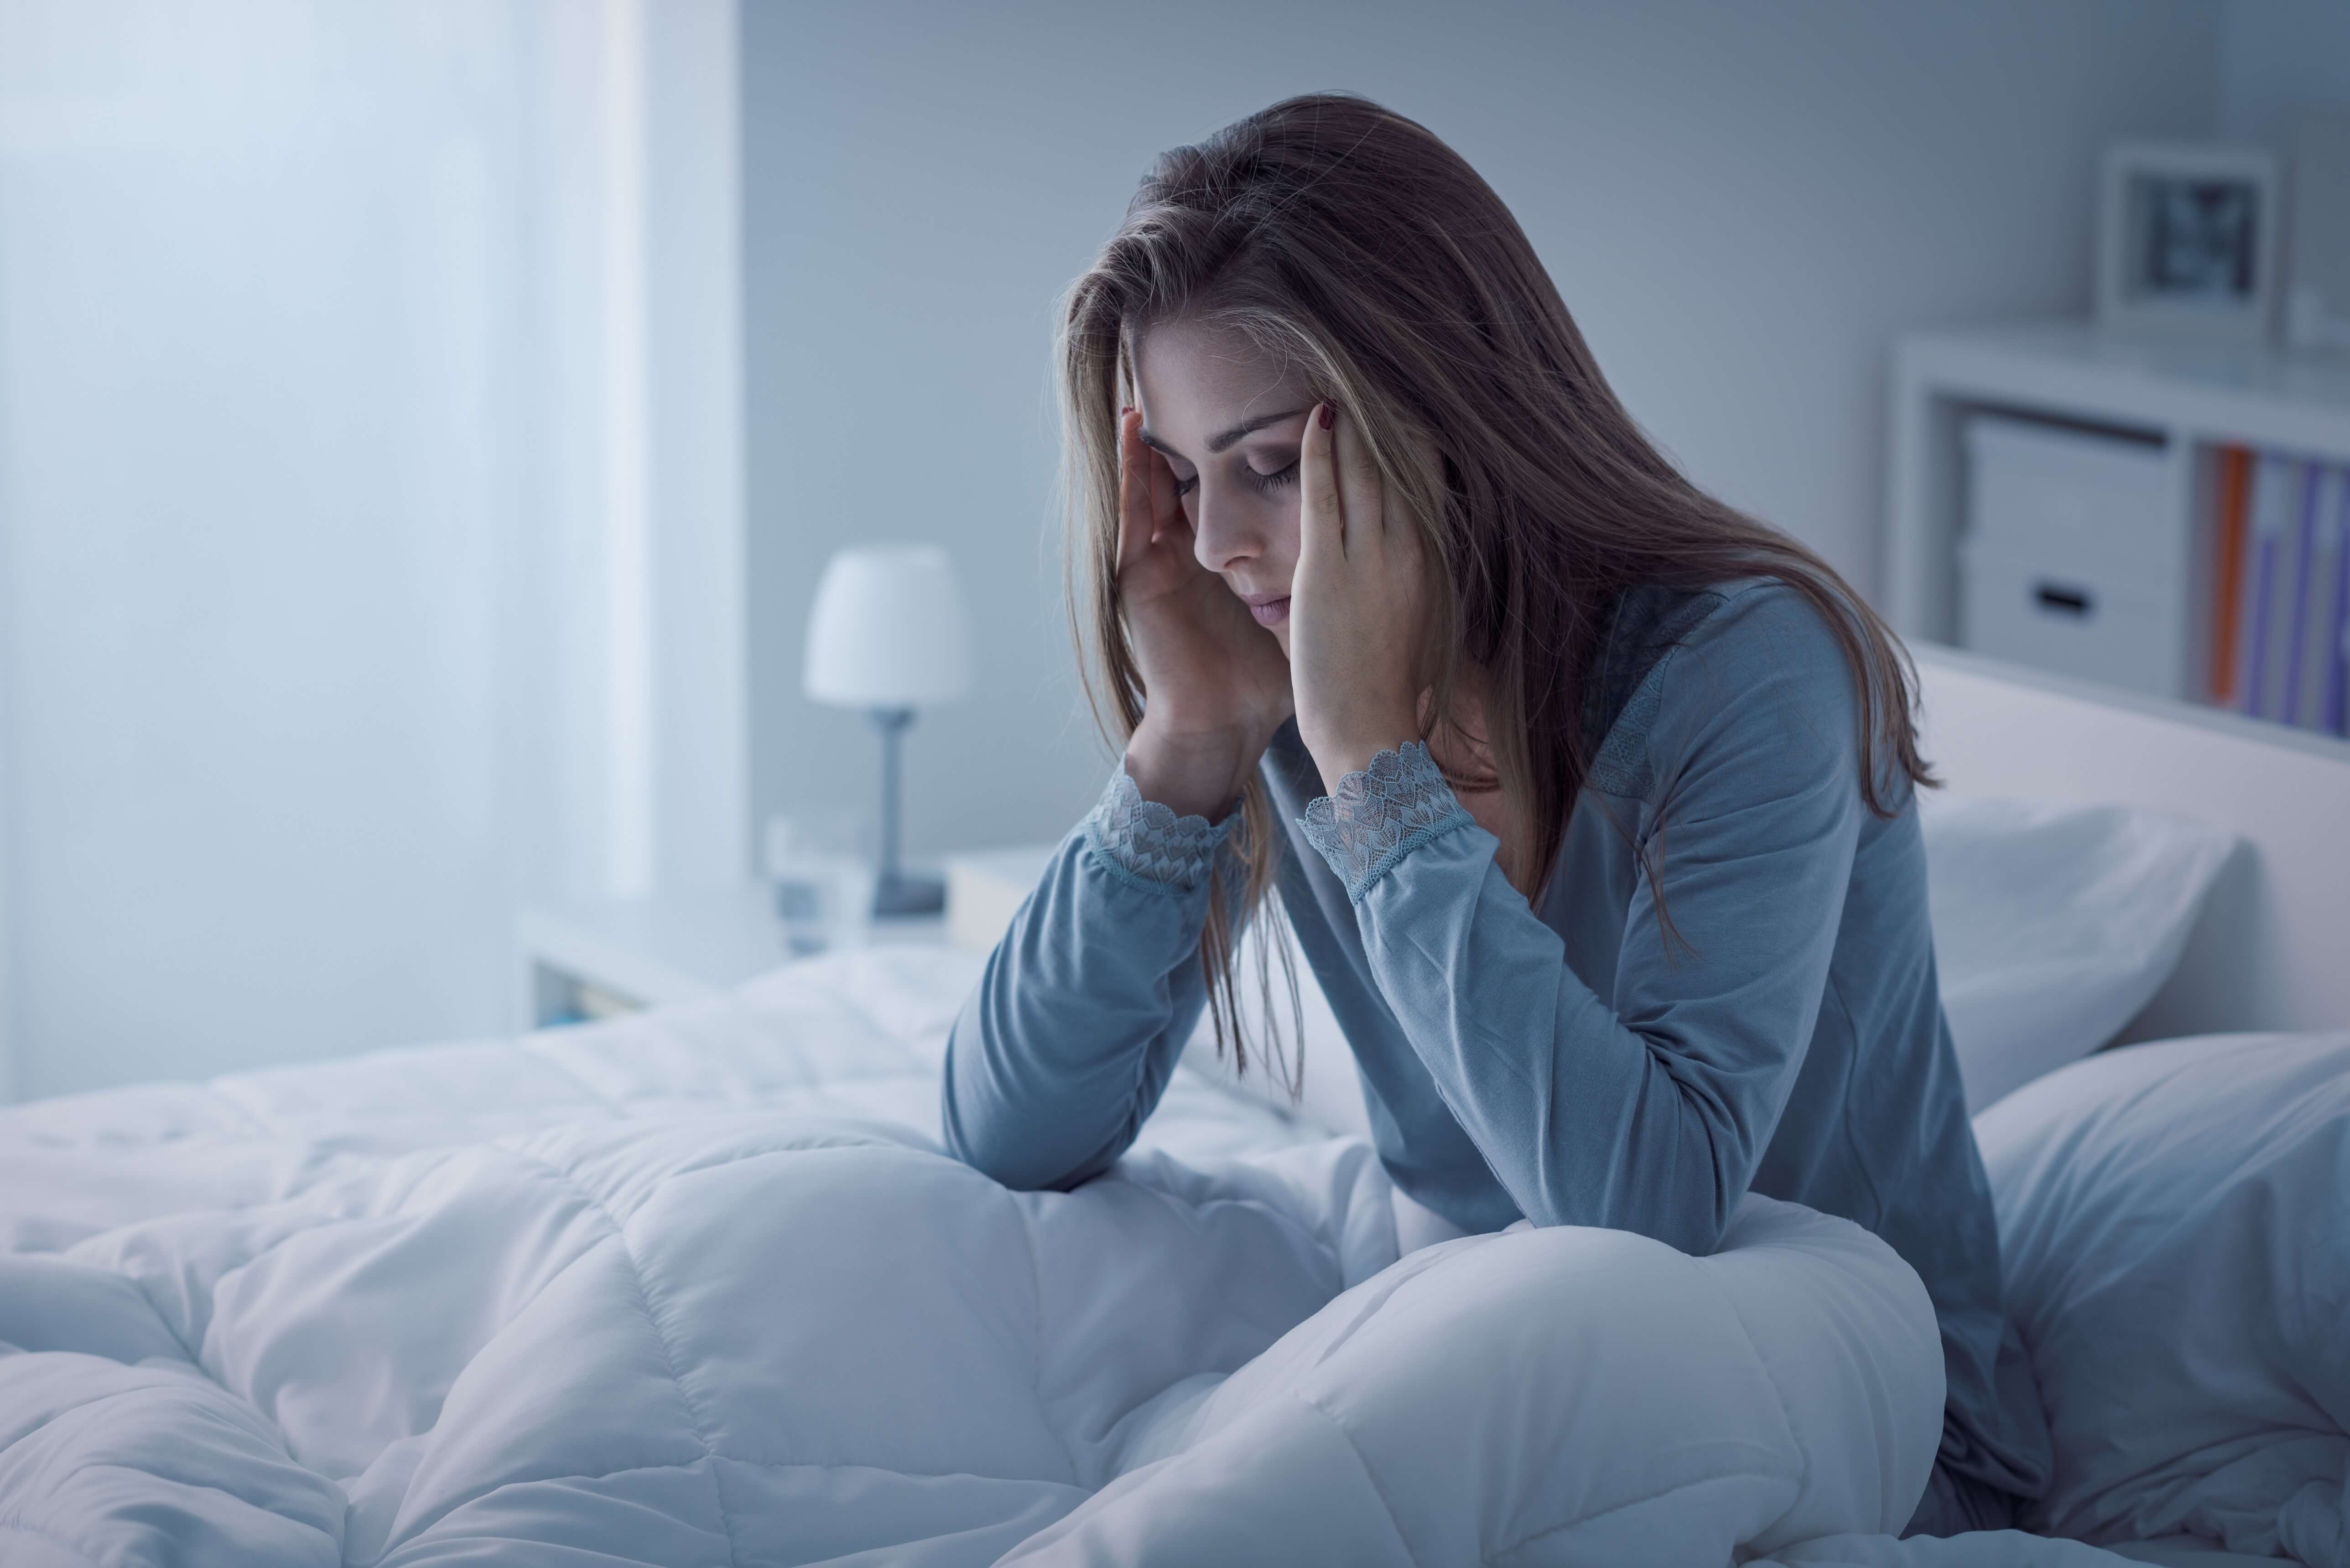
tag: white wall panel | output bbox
[0,0,745,1097]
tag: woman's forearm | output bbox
[939,766,1238,1190]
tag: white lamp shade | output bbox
[803,544,970,708]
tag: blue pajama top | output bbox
[941,577,2053,1502]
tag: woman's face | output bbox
[1131,316,1316,653]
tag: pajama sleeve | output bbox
[1300,585,1869,1255]
[940,764,1239,1192]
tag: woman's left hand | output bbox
[1290,401,1433,790]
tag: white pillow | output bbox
[1918,793,2236,1113]
[1190,793,2235,1130]
[1976,1030,2350,1562]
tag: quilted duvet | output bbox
[0,947,2126,1566]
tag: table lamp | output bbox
[803,544,969,916]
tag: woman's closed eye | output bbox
[1170,457,1298,498]
[1244,458,1299,493]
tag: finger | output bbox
[1147,436,1176,547]
[1116,407,1152,568]
[1300,400,1346,563]
[1330,400,1387,555]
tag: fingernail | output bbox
[1319,404,1335,430]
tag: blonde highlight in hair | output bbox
[1057,93,1932,1077]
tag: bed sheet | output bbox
[0,946,2137,1567]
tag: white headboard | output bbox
[1913,643,2350,1044]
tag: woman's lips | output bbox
[1248,596,1290,628]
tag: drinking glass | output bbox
[763,814,876,957]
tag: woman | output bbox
[940,93,2049,1537]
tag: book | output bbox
[2281,462,2326,726]
[2326,470,2350,737]
[2210,446,2254,703]
[2237,454,2301,719]
[2285,467,2345,732]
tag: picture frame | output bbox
[2096,141,2280,346]
[2285,112,2350,356]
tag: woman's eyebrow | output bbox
[1138,408,1306,464]
[1206,409,1305,452]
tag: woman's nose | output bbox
[1190,487,1261,575]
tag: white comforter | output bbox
[0,948,2118,1566]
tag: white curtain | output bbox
[0,0,745,1098]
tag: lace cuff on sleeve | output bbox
[1081,764,1238,896]
[1300,741,1475,903]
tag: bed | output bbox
[0,646,2343,1567]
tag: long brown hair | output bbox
[1057,93,1930,1076]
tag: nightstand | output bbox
[941,845,1056,952]
[514,886,944,1028]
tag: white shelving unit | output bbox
[1885,320,2350,719]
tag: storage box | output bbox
[1959,415,2188,699]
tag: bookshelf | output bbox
[1885,321,2350,740]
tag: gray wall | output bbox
[741,0,2222,862]
[2215,0,2350,145]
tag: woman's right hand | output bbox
[1115,407,1294,820]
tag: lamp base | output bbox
[873,869,946,918]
